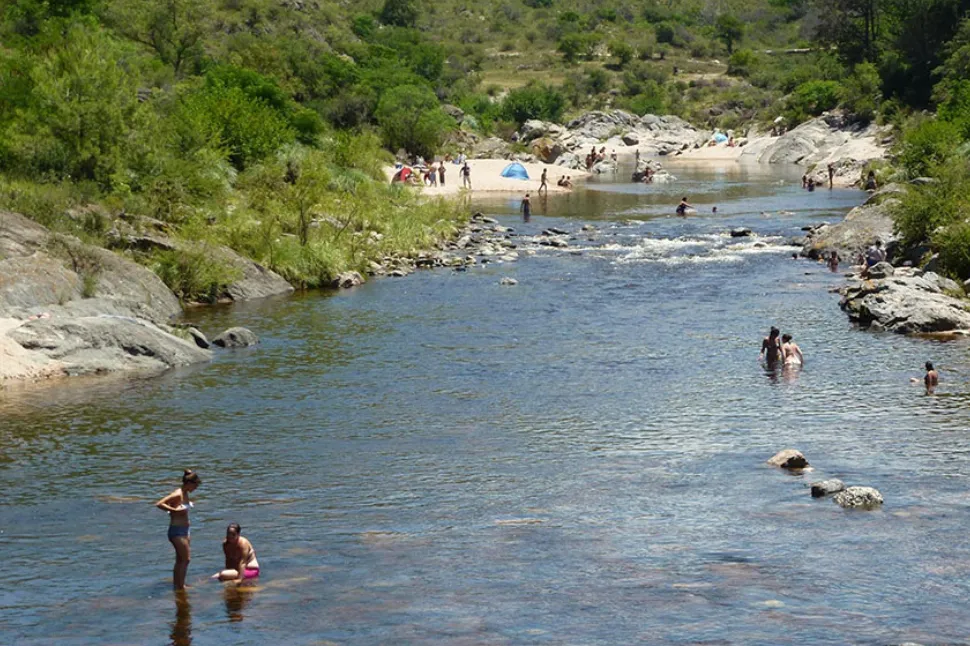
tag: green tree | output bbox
[500,82,567,125]
[715,14,744,55]
[609,40,635,68]
[840,62,881,122]
[11,22,139,185]
[375,85,453,157]
[380,0,418,28]
[106,0,212,76]
[557,33,584,63]
[813,0,880,65]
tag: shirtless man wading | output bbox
[760,327,782,365]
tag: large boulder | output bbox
[742,113,890,169]
[7,315,211,377]
[867,261,895,279]
[840,272,970,334]
[802,187,898,261]
[531,137,564,164]
[519,119,554,143]
[833,486,883,509]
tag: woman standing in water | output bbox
[156,470,201,590]
[213,523,260,583]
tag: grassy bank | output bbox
[0,133,467,302]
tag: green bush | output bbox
[727,49,758,78]
[379,0,418,28]
[938,80,970,140]
[895,118,961,179]
[840,62,880,123]
[149,245,241,303]
[374,85,454,158]
[500,82,566,125]
[785,80,842,121]
[935,221,970,280]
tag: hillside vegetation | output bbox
[3,0,970,289]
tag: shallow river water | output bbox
[4,162,970,645]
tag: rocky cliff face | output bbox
[0,210,210,381]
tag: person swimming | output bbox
[760,327,782,365]
[156,469,201,590]
[781,334,804,366]
[676,197,694,216]
[213,523,260,583]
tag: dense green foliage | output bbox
[4,1,970,284]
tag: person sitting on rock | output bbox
[865,170,878,191]
[865,240,886,268]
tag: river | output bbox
[3,162,970,645]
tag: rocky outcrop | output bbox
[0,210,213,381]
[802,186,899,260]
[767,449,809,469]
[741,112,891,185]
[840,268,970,334]
[833,486,884,509]
[108,226,293,302]
[514,111,705,170]
[8,315,210,377]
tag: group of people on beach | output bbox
[156,470,260,590]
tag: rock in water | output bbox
[834,486,883,509]
[767,449,809,469]
[212,327,259,348]
[499,277,518,286]
[730,228,753,238]
[810,479,845,498]
[333,271,364,289]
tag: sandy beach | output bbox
[385,159,590,196]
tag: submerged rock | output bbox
[212,327,259,348]
[834,486,883,509]
[499,277,518,286]
[767,449,809,469]
[810,479,845,498]
[730,228,753,238]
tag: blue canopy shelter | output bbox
[500,162,530,180]
[712,132,729,144]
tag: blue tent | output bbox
[500,162,530,180]
[713,132,729,144]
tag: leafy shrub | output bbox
[938,80,970,140]
[727,49,758,78]
[785,80,842,121]
[149,245,241,303]
[375,85,454,157]
[894,118,961,179]
[500,82,566,125]
[840,63,880,123]
[379,0,418,28]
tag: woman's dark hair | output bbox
[227,523,241,536]
[182,469,201,485]
[926,361,934,371]
[770,327,780,337]
[782,334,792,342]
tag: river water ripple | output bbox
[3,162,970,645]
